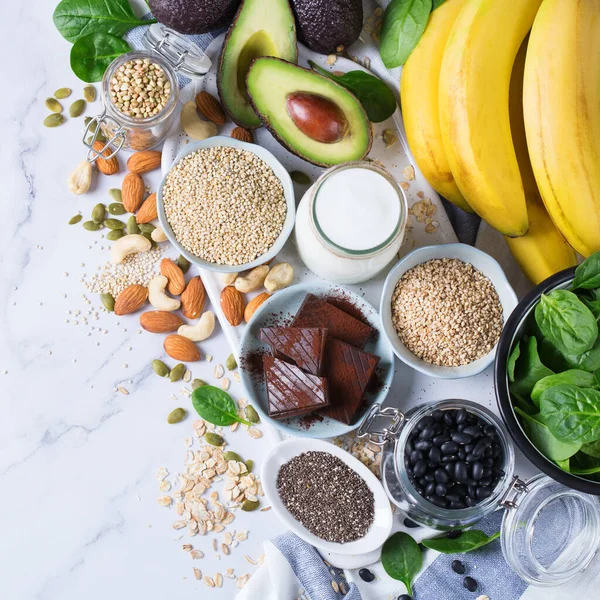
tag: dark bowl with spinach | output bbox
[495,251,600,495]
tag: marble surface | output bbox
[0,2,541,599]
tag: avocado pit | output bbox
[286,92,348,144]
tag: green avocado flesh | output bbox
[247,57,372,166]
[218,0,298,129]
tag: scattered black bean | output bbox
[403,518,420,528]
[398,595,413,600]
[451,559,466,574]
[446,530,463,539]
[359,568,375,582]
[463,576,478,592]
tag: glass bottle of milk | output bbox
[294,162,408,284]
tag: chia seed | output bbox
[276,451,374,543]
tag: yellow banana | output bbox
[400,0,472,213]
[523,0,600,258]
[439,0,543,237]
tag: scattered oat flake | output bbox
[184,369,192,382]
[157,496,172,507]
[117,386,129,395]
[230,422,240,432]
[156,467,168,480]
[214,364,224,379]
[260,506,271,512]
[221,377,230,390]
[248,427,262,439]
[215,573,223,587]
[183,544,193,552]
[222,543,230,555]
[159,480,171,492]
[233,371,241,382]
[237,574,250,588]
[400,181,410,192]
[402,165,415,181]
[212,538,218,552]
[193,568,202,580]
[184,437,193,448]
[204,576,215,587]
[236,531,248,542]
[190,549,204,559]
[173,520,187,530]
[244,555,256,565]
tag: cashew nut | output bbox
[178,311,215,342]
[68,160,93,195]
[234,265,270,293]
[264,262,294,292]
[220,272,238,285]
[110,234,151,264]
[180,101,218,140]
[148,275,181,311]
[151,225,168,243]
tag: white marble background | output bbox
[0,2,543,599]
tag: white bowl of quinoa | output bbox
[157,136,295,272]
[380,244,518,379]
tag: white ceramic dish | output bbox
[239,281,395,438]
[380,243,518,379]
[261,438,393,556]
[156,136,296,273]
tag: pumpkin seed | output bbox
[69,99,86,118]
[45,98,63,113]
[290,170,311,185]
[54,88,72,99]
[245,405,260,424]
[192,378,207,390]
[152,359,170,377]
[204,432,225,447]
[138,223,156,234]
[44,114,65,127]
[241,499,260,512]
[83,220,102,231]
[168,408,187,424]
[83,85,96,102]
[177,254,191,274]
[106,229,125,241]
[126,215,140,234]
[223,451,244,463]
[108,203,126,215]
[104,218,125,230]
[169,363,185,382]
[108,188,122,203]
[225,354,237,371]
[100,293,115,312]
[245,459,254,473]
[91,203,106,223]
[68,214,82,225]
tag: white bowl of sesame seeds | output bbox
[157,136,296,273]
[380,244,518,379]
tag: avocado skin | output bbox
[289,0,363,54]
[148,0,240,34]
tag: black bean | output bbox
[468,484,477,498]
[410,450,423,464]
[451,559,466,574]
[359,568,375,582]
[435,483,447,497]
[428,495,447,508]
[465,443,474,453]
[463,576,478,592]
[480,477,492,487]
[472,462,483,480]
[472,439,490,458]
[445,493,462,503]
[397,595,413,600]
[446,530,462,539]
[454,461,469,482]
[476,485,493,500]
[418,477,428,487]
[434,468,449,484]
[465,496,476,507]
[442,454,458,463]
[453,484,467,496]
[424,473,435,482]
[433,433,450,446]
[413,460,428,477]
[441,441,459,455]
[414,439,433,451]
[458,449,466,460]
[449,500,466,509]
[429,446,442,463]
[418,416,435,429]
[452,432,473,444]
[432,409,444,421]
[404,518,420,528]
[420,425,436,440]
[425,482,436,496]
[463,425,482,437]
[456,408,468,424]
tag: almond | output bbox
[244,292,270,323]
[122,172,145,213]
[140,311,183,333]
[181,276,205,319]
[92,141,119,175]
[160,258,185,296]
[195,91,226,126]
[114,284,148,315]
[164,334,201,362]
[127,150,162,174]
[136,192,157,224]
[231,127,254,143]
[220,286,244,326]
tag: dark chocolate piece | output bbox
[320,339,380,425]
[264,356,329,420]
[292,294,374,348]
[259,327,328,375]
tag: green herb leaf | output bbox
[563,338,600,373]
[308,61,397,122]
[573,251,600,290]
[581,438,600,458]
[535,290,598,356]
[191,386,252,427]
[571,452,600,479]
[71,33,130,82]
[422,530,500,554]
[380,0,432,68]
[555,458,570,472]
[531,370,598,405]
[540,384,600,444]
[54,0,156,43]
[507,340,521,383]
[381,532,422,595]
[510,336,554,399]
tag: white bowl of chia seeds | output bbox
[157,136,296,273]
[380,243,518,379]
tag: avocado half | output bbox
[218,0,298,129]
[246,57,372,167]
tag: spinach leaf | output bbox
[540,384,600,444]
[581,438,600,458]
[583,300,600,322]
[531,370,598,405]
[71,33,131,82]
[381,532,422,595]
[192,386,252,427]
[515,407,581,461]
[507,340,521,382]
[380,0,432,68]
[535,290,598,356]
[510,336,554,398]
[571,452,600,479]
[422,530,500,554]
[556,458,570,472]
[54,0,156,43]
[563,338,600,372]
[573,251,600,290]
[307,61,397,122]
[538,338,571,373]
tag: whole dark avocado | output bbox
[148,0,241,34]
[290,0,363,55]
